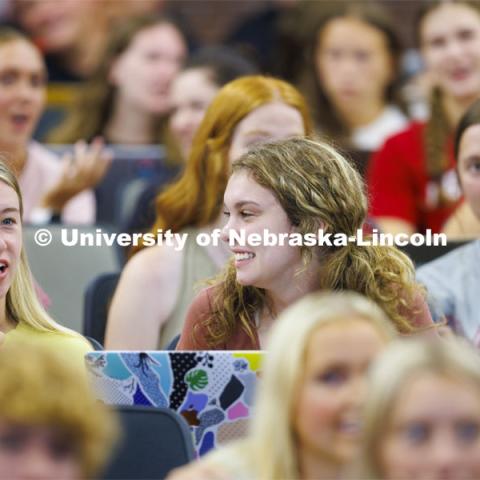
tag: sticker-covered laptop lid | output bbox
[86,351,263,456]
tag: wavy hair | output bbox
[360,337,480,478]
[132,75,314,254]
[246,291,396,479]
[200,137,424,347]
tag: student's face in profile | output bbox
[221,170,302,290]
[292,320,387,466]
[0,421,82,480]
[457,124,480,221]
[315,17,393,112]
[421,3,480,103]
[0,40,46,150]
[109,23,186,116]
[169,68,219,159]
[228,101,305,163]
[380,372,480,480]
[0,182,22,301]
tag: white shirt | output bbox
[351,105,409,151]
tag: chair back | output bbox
[102,405,195,480]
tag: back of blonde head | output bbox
[246,291,396,479]
[0,341,117,477]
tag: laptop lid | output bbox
[86,350,264,456]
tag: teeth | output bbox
[339,420,361,434]
[234,252,255,261]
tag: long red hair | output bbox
[133,75,314,253]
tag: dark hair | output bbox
[49,15,186,144]
[300,2,403,144]
[184,46,258,88]
[454,98,480,159]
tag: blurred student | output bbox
[417,99,480,344]
[300,2,407,151]
[0,342,117,479]
[169,292,396,480]
[0,27,109,224]
[50,15,187,149]
[368,1,480,234]
[360,338,480,480]
[123,46,257,234]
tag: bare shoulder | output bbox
[122,244,184,287]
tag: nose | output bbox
[15,80,33,100]
[344,375,367,410]
[429,430,462,477]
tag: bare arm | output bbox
[105,245,183,350]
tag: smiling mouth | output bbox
[234,252,255,261]
[339,420,361,435]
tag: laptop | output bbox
[85,351,264,456]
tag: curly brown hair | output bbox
[198,137,423,347]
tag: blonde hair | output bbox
[247,291,396,479]
[132,75,314,254]
[200,137,422,347]
[0,159,82,337]
[360,338,480,479]
[0,342,118,477]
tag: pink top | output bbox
[19,142,95,224]
[177,286,436,350]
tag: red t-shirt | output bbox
[367,122,461,233]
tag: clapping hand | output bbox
[42,137,113,212]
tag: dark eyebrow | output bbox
[0,207,20,214]
[234,201,261,209]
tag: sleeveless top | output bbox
[157,228,219,348]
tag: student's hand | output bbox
[42,137,113,213]
[167,462,231,480]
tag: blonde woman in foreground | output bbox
[0,159,92,370]
[169,291,396,480]
[360,338,480,480]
